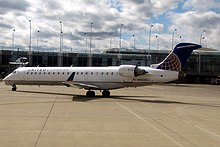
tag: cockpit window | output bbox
[13,71,17,74]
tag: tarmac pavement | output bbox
[0,82,219,147]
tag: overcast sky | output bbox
[0,0,219,53]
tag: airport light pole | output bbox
[37,30,40,48]
[199,30,206,75]
[200,30,206,45]
[119,24,123,50]
[148,25,153,56]
[84,33,87,53]
[133,35,135,49]
[12,29,15,51]
[29,19,32,66]
[58,21,63,67]
[179,36,182,43]
[148,24,153,65]
[156,35,159,50]
[60,21,63,53]
[171,28,177,50]
[89,22,93,66]
[118,24,123,65]
[109,33,112,50]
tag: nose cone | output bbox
[3,76,9,85]
[3,70,19,85]
[3,73,12,85]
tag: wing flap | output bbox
[63,81,100,90]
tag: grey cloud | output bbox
[183,0,220,11]
[128,0,145,4]
[171,11,220,29]
[44,0,61,10]
[0,0,219,52]
[65,32,81,41]
[138,5,153,17]
[0,22,12,29]
[168,11,220,50]
[0,0,30,14]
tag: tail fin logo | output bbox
[156,43,202,71]
[157,53,181,71]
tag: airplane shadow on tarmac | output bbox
[16,90,220,108]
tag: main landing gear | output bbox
[86,89,111,97]
[86,90,95,97]
[102,90,110,97]
[11,84,17,91]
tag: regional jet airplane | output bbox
[3,43,201,97]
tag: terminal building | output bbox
[0,48,219,84]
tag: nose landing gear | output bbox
[12,84,17,91]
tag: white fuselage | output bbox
[3,65,179,90]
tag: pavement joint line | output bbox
[114,101,184,147]
[34,95,57,147]
[170,103,220,122]
[141,102,220,144]
[137,102,198,146]
[194,125,220,138]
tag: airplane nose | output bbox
[3,74,12,85]
[3,76,9,85]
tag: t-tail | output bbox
[151,43,202,71]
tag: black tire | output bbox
[91,91,95,97]
[12,85,17,91]
[102,90,110,97]
[86,91,95,97]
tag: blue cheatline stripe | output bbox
[67,72,75,81]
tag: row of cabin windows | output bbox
[27,69,69,72]
[27,72,70,75]
[76,72,115,75]
[26,72,117,76]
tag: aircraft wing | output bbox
[63,81,100,90]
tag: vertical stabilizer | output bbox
[155,43,202,71]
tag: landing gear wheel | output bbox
[86,91,95,97]
[12,84,17,91]
[102,90,110,97]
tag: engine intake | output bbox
[118,65,147,77]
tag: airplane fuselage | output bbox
[4,66,178,90]
[3,43,202,97]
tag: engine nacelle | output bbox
[118,65,147,77]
